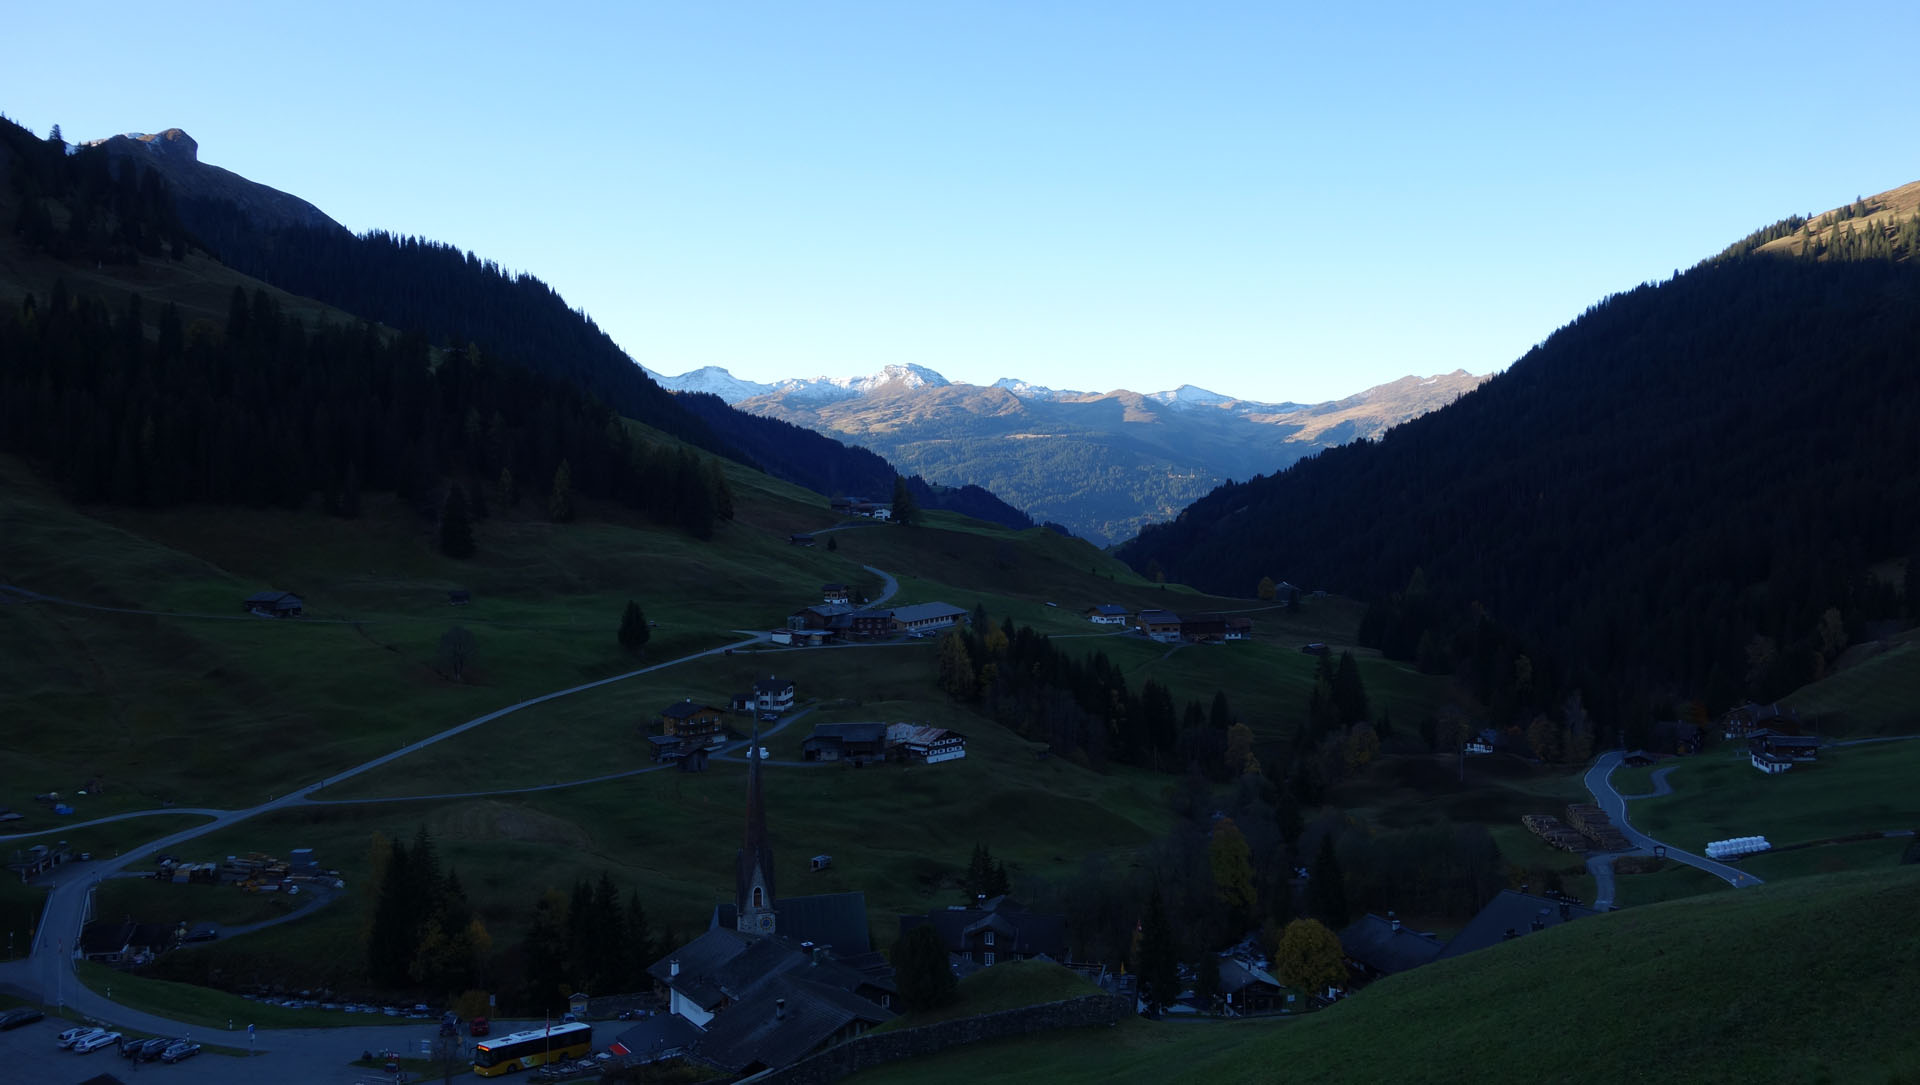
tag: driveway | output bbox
[1582,750,1763,908]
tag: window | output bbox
[984,931,996,946]
[983,952,996,966]
[753,887,764,908]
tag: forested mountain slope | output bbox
[54,121,1025,521]
[1120,190,1920,737]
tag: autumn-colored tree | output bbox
[1344,721,1379,772]
[1272,918,1346,994]
[1209,817,1257,928]
[1226,722,1258,776]
[1257,575,1276,600]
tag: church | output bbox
[644,745,897,1075]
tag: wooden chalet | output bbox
[243,590,303,617]
[822,583,851,604]
[802,722,888,763]
[1135,609,1183,643]
[1748,729,1820,774]
[659,699,728,747]
[1085,604,1129,625]
[885,723,966,763]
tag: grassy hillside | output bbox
[1780,627,1920,735]
[1633,740,1920,861]
[850,865,1920,1085]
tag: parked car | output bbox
[469,1015,490,1036]
[139,1036,174,1060]
[57,1026,103,1049]
[159,1039,201,1063]
[0,1007,45,1030]
[74,1031,123,1053]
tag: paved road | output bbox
[1583,750,1763,909]
[0,562,916,1052]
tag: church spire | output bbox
[736,725,777,934]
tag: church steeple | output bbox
[736,730,777,934]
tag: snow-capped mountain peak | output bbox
[643,365,775,403]
[992,377,1080,400]
[1145,383,1238,409]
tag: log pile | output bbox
[1565,804,1631,851]
[1522,814,1591,852]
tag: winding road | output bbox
[1582,750,1762,909]
[0,556,912,1066]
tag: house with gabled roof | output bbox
[1436,890,1598,960]
[803,722,889,764]
[1135,609,1182,642]
[1339,912,1444,980]
[891,602,968,636]
[821,583,851,604]
[658,699,728,749]
[897,896,1067,968]
[1086,604,1129,625]
[243,590,303,617]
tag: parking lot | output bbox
[0,1013,464,1084]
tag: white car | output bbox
[57,1026,103,1049]
[74,1031,123,1053]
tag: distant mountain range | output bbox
[648,364,1488,543]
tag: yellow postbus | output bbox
[472,1021,593,1076]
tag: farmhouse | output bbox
[1748,730,1820,774]
[885,723,967,763]
[1215,958,1285,1014]
[790,603,853,632]
[822,583,851,604]
[243,590,303,617]
[659,700,728,748]
[1178,614,1252,643]
[752,675,796,717]
[847,609,895,639]
[789,533,816,547]
[891,601,968,636]
[802,722,889,764]
[1085,604,1129,625]
[1723,701,1802,740]
[897,896,1068,968]
[1135,609,1183,642]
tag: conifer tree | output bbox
[890,474,918,526]
[618,600,650,652]
[549,459,575,522]
[439,483,475,558]
[1134,887,1181,1015]
[892,924,957,1011]
[1310,835,1349,929]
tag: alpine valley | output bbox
[649,363,1488,544]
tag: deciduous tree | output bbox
[1272,918,1345,994]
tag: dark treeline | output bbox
[935,607,1261,778]
[0,283,733,537]
[1120,248,1920,744]
[162,211,735,460]
[3,114,190,264]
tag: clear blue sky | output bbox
[7,2,1917,403]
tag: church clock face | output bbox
[760,915,774,930]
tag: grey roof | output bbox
[662,700,721,719]
[1215,958,1282,995]
[1088,604,1129,616]
[754,675,795,695]
[712,892,873,954]
[891,602,968,624]
[695,973,893,1073]
[897,901,1067,960]
[796,603,855,618]
[610,1013,702,1059]
[1437,891,1599,960]
[849,608,894,621]
[1339,914,1445,975]
[649,927,794,1011]
[1136,608,1181,624]
[807,722,888,745]
[646,734,682,747]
